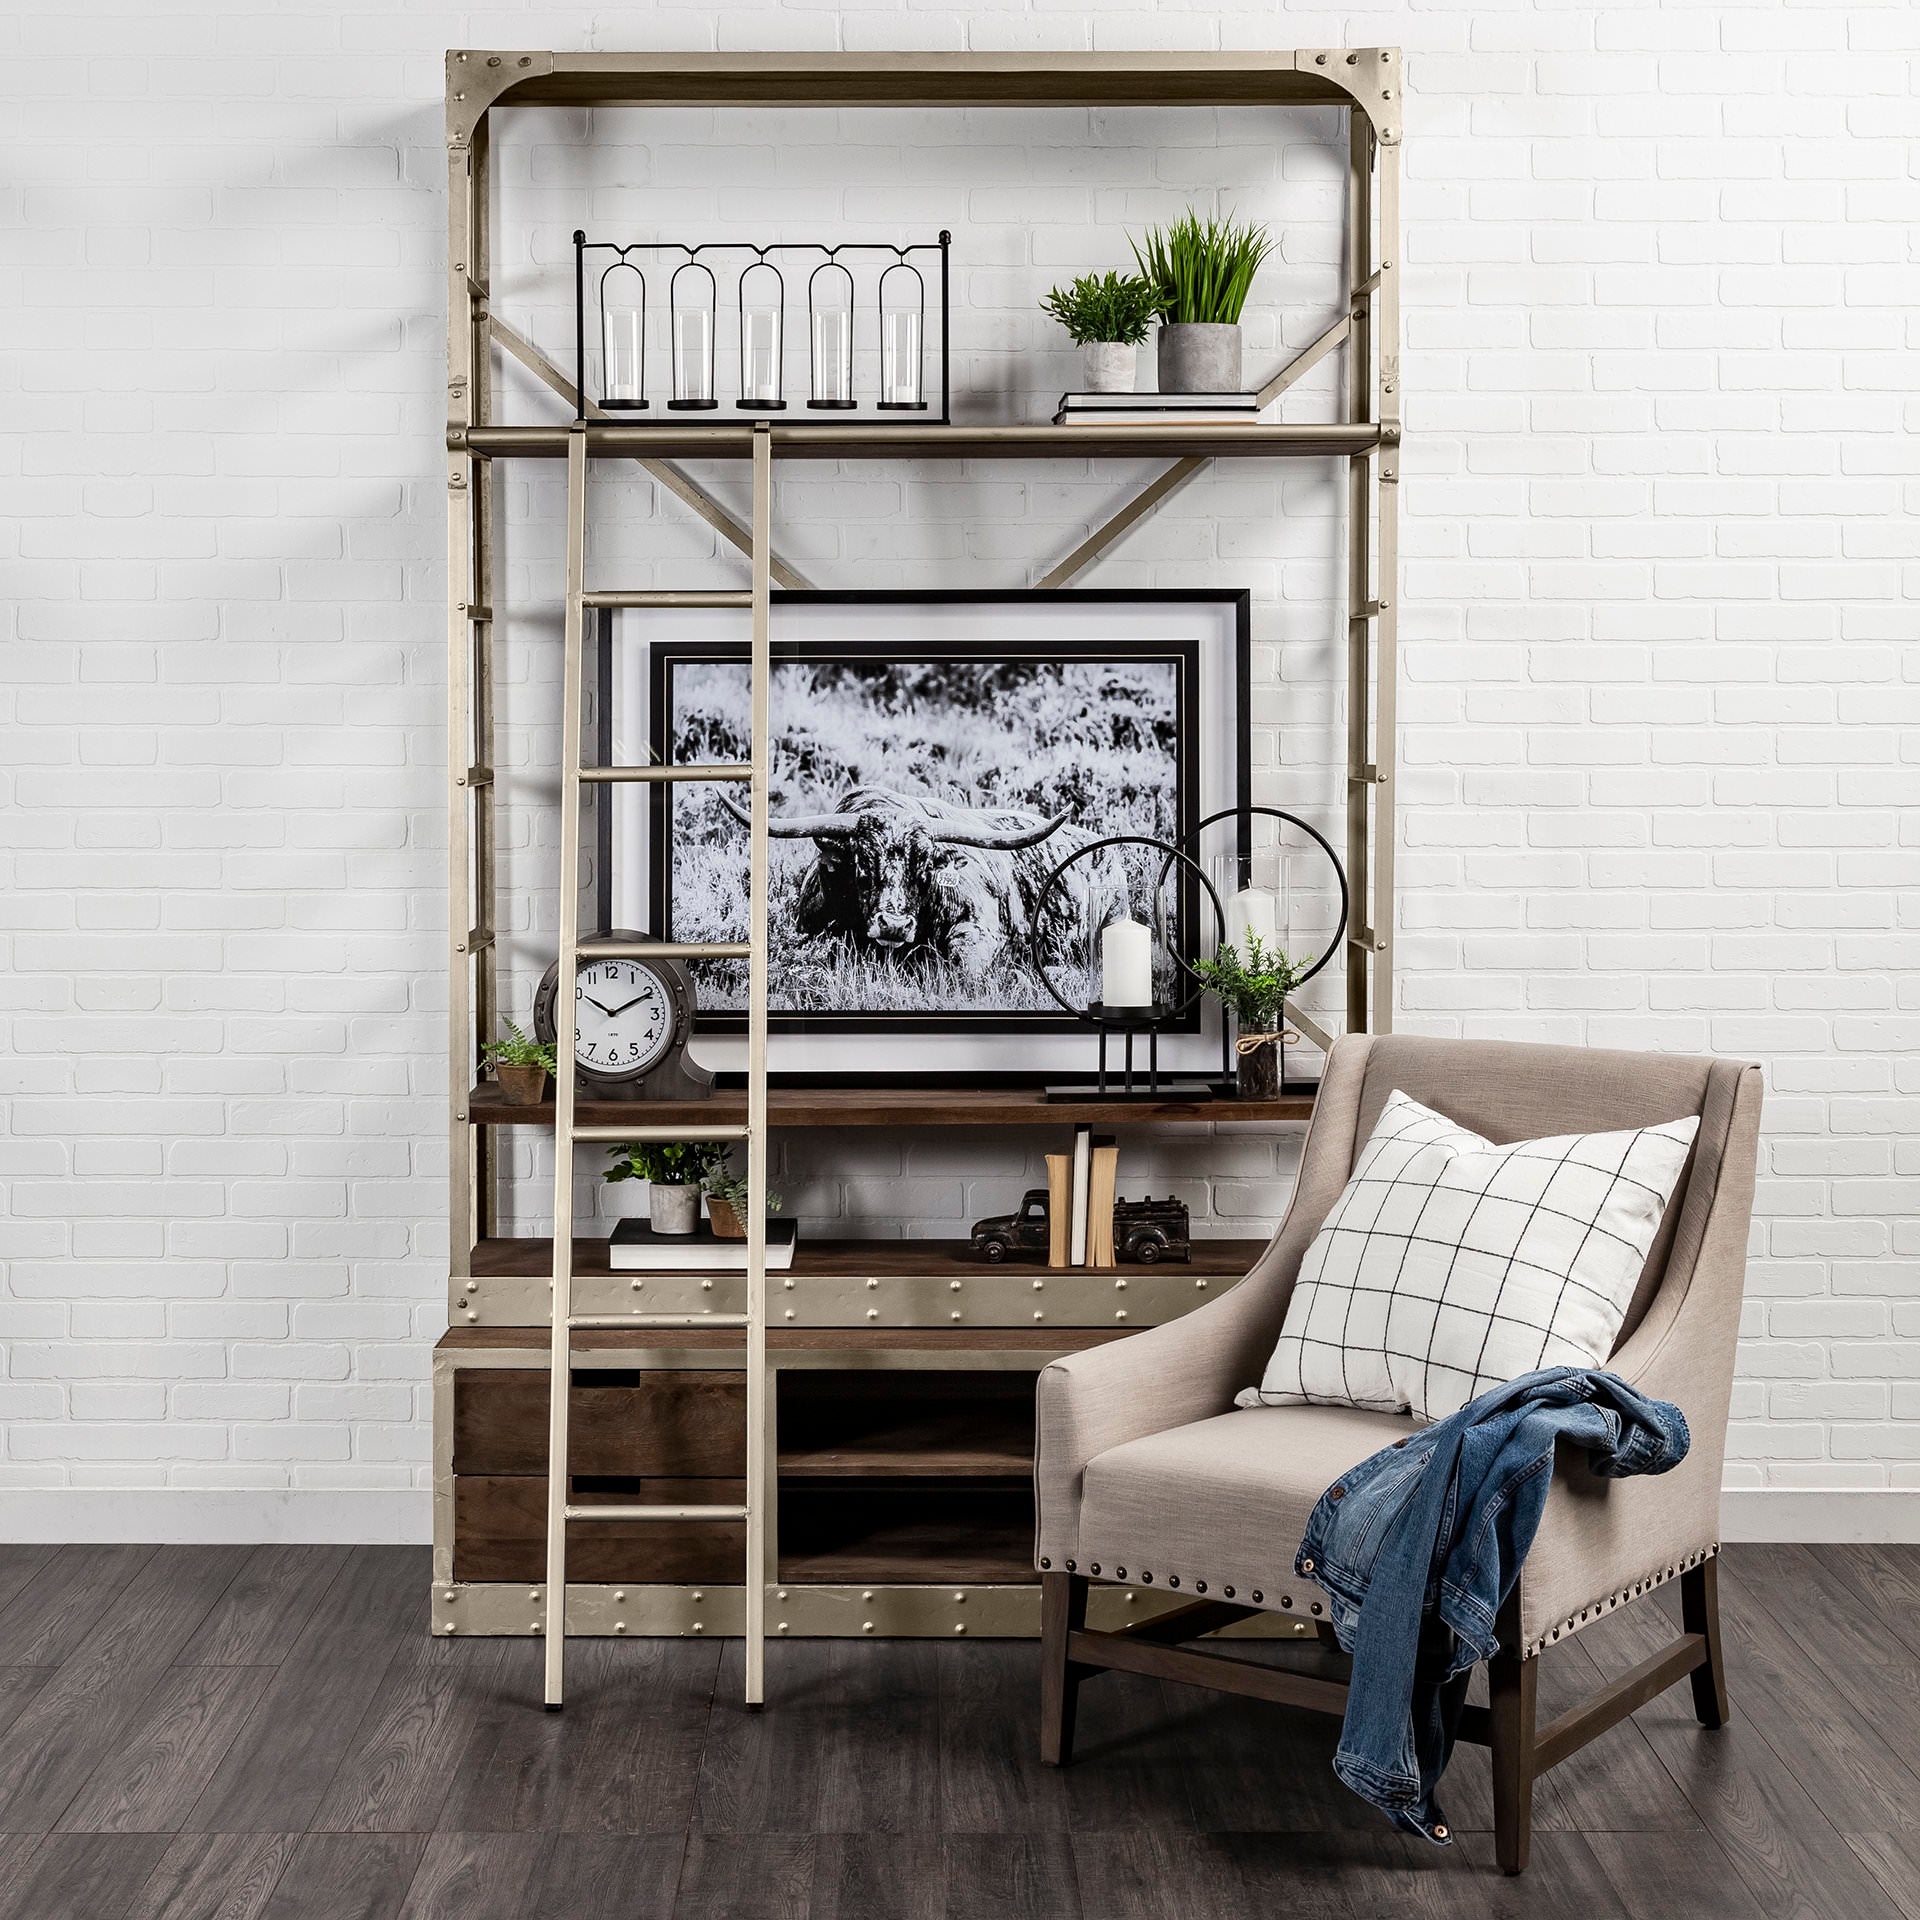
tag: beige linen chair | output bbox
[1035,1033,1762,1874]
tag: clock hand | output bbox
[604,995,652,1018]
[582,995,617,1016]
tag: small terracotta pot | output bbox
[1235,1038,1281,1102]
[707,1196,744,1240]
[495,1063,547,1107]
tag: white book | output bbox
[1058,389,1261,410]
[1054,409,1269,427]
[608,1218,798,1271]
[1069,1125,1092,1267]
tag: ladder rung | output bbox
[582,590,753,610]
[578,764,752,785]
[568,1313,750,1330]
[578,939,749,960]
[563,1503,749,1522]
[570,1123,751,1144]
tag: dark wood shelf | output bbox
[440,1324,1135,1354]
[778,1489,1035,1584]
[779,1372,1034,1480]
[470,1234,1263,1283]
[468,1082,1313,1129]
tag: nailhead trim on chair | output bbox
[1525,1545,1719,1658]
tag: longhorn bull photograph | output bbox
[646,642,1198,1022]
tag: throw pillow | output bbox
[1240,1090,1699,1421]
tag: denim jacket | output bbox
[1296,1367,1691,1843]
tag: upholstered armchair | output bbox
[1035,1034,1763,1874]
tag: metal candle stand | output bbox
[1031,835,1224,1104]
[573,233,951,424]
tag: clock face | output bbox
[571,959,675,1079]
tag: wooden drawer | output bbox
[453,1369,746,1478]
[452,1475,745,1583]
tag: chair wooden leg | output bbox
[1681,1557,1731,1729]
[1039,1571,1089,1766]
[1488,1639,1537,1876]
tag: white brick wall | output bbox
[2,1,1916,1542]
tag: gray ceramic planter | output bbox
[1157,322,1242,393]
[1081,341,1137,393]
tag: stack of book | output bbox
[1045,1125,1119,1270]
[1053,390,1264,428]
[609,1218,799,1271]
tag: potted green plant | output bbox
[481,1019,559,1107]
[1131,210,1275,394]
[702,1158,783,1240]
[1039,269,1157,393]
[1189,933,1311,1100]
[604,1139,729,1235]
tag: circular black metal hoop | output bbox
[1160,807,1349,990]
[1030,835,1227,1024]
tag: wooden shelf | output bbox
[470,1234,1264,1283]
[440,1324,1135,1355]
[778,1489,1035,1585]
[459,421,1381,463]
[779,1372,1033,1480]
[468,1082,1313,1129]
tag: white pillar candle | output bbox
[1225,887,1278,957]
[1101,915,1153,1007]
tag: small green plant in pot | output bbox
[702,1157,784,1240]
[481,1019,559,1107]
[1189,933,1311,1101]
[1040,269,1157,393]
[1131,210,1275,394]
[605,1139,729,1236]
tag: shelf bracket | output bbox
[488,314,816,592]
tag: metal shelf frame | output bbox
[443,46,1400,1648]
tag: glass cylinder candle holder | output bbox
[668,260,717,410]
[737,259,787,412]
[877,260,927,409]
[598,260,648,410]
[807,261,856,409]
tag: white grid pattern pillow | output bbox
[1240,1091,1699,1422]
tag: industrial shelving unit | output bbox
[441,49,1400,1668]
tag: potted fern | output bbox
[1039,270,1157,394]
[1189,933,1311,1101]
[480,1019,559,1107]
[1131,210,1275,394]
[703,1158,783,1240]
[604,1139,729,1236]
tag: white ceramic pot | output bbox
[648,1183,700,1235]
[1082,340,1137,394]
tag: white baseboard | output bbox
[1719,1488,1920,1544]
[2,1485,1915,1548]
[0,1489,431,1545]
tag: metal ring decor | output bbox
[1030,834,1227,1024]
[1164,806,1349,991]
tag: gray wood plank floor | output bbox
[1,1543,1915,1918]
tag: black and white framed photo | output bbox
[608,590,1249,1079]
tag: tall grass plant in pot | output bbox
[1132,211,1275,394]
[1040,270,1156,393]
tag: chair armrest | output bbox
[1034,1267,1279,1568]
[1519,1061,1763,1654]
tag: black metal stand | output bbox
[1044,1003,1213,1104]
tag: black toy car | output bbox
[969,1189,1051,1262]
[967,1190,1192,1264]
[1113,1196,1191,1264]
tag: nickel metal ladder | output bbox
[543,419,775,1709]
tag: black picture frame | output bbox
[631,589,1251,1039]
